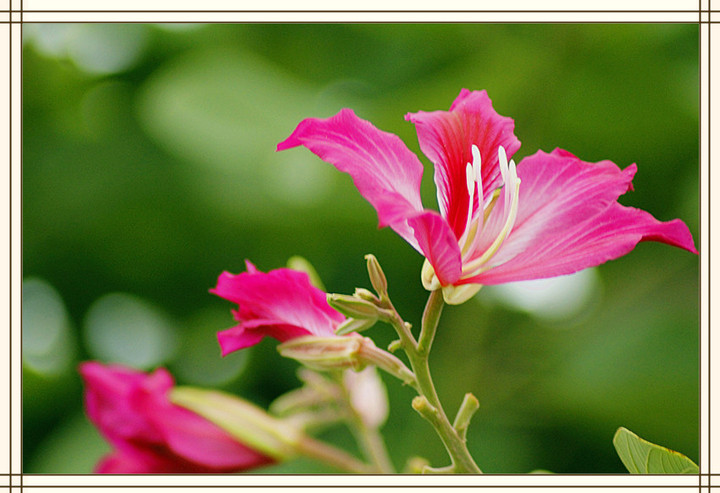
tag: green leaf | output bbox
[613,427,698,474]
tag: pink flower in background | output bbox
[79,362,273,473]
[278,89,697,304]
[211,261,345,355]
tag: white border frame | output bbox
[6,1,712,491]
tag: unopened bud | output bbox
[365,254,388,298]
[387,339,403,353]
[327,293,381,320]
[335,317,377,336]
[286,255,325,291]
[404,456,430,474]
[354,287,379,303]
[278,335,365,371]
[171,386,300,460]
[343,366,389,428]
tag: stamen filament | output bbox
[461,177,520,277]
[462,162,475,246]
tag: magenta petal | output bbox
[277,108,426,250]
[137,384,272,470]
[216,320,309,356]
[406,89,521,238]
[95,450,159,474]
[83,363,273,474]
[407,211,463,286]
[211,267,343,346]
[158,408,272,470]
[465,149,697,285]
[79,362,164,446]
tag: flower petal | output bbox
[406,89,521,238]
[407,210,463,286]
[79,361,164,446]
[94,449,172,474]
[216,320,309,356]
[464,149,697,285]
[277,108,426,249]
[137,384,273,470]
[84,363,274,473]
[211,266,343,351]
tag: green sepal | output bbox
[335,317,377,336]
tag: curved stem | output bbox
[295,434,377,473]
[336,367,396,474]
[388,290,482,474]
[348,415,396,473]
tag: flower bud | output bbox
[354,287,379,303]
[286,255,325,290]
[277,335,365,371]
[365,254,388,298]
[171,386,301,461]
[327,293,381,320]
[335,317,377,336]
[343,366,389,428]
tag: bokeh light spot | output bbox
[83,292,177,369]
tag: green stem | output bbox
[357,340,418,390]
[349,415,396,474]
[417,289,444,355]
[388,290,482,474]
[335,366,396,474]
[295,434,377,473]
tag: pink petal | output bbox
[406,89,521,239]
[95,450,161,474]
[95,447,219,473]
[407,210,463,286]
[211,264,347,355]
[216,320,310,356]
[83,363,273,473]
[277,108,426,250]
[79,362,164,446]
[463,149,697,285]
[136,380,273,470]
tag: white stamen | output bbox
[498,145,508,184]
[462,162,476,243]
[465,162,475,196]
[471,144,482,180]
[461,170,521,277]
[472,144,483,203]
[460,145,484,250]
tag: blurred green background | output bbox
[22,23,699,474]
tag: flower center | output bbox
[459,145,521,278]
[422,145,521,303]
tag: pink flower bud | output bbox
[79,361,274,473]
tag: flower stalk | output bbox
[294,434,378,474]
[339,373,396,474]
[385,289,482,473]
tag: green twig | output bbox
[387,290,482,474]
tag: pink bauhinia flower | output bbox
[210,261,345,355]
[277,89,697,304]
[79,362,274,473]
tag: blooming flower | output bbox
[211,261,345,355]
[79,361,273,473]
[277,89,697,304]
